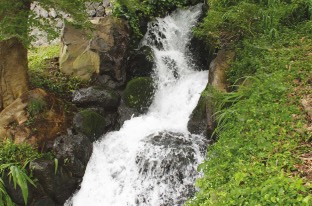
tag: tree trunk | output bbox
[0,37,29,111]
[0,0,31,111]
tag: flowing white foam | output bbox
[68,4,208,206]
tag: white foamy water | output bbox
[68,4,208,206]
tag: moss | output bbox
[73,109,107,141]
[123,77,155,111]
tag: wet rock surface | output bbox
[53,134,93,177]
[127,46,154,79]
[26,134,92,205]
[72,86,120,109]
[72,109,116,141]
[30,159,80,204]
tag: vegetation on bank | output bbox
[0,141,44,205]
[28,44,86,99]
[187,0,312,205]
[113,0,200,38]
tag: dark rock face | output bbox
[31,197,58,206]
[72,87,120,110]
[134,131,208,205]
[127,46,154,79]
[187,97,207,135]
[117,100,140,127]
[92,74,124,90]
[3,173,37,206]
[53,134,93,178]
[30,159,80,204]
[27,134,93,205]
[188,36,215,71]
[73,109,116,141]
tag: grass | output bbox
[187,5,312,206]
[28,44,86,99]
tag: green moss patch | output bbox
[123,77,155,111]
[73,109,107,141]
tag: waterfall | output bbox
[68,4,208,206]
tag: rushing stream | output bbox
[68,4,208,206]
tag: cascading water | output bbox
[68,4,208,206]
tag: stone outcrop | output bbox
[59,16,130,82]
[208,50,235,92]
[188,49,235,137]
[72,86,120,109]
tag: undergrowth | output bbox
[28,44,85,99]
[187,0,312,205]
[0,140,44,205]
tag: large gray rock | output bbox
[60,16,130,83]
[73,109,115,141]
[127,46,154,79]
[53,134,93,178]
[72,86,120,109]
[30,159,80,204]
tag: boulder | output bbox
[208,49,235,92]
[117,99,140,127]
[73,109,109,141]
[127,46,154,79]
[60,16,130,83]
[123,77,155,112]
[23,134,92,205]
[188,49,235,137]
[187,95,209,135]
[72,86,120,109]
[53,134,93,178]
[92,74,124,89]
[59,25,100,81]
[30,159,80,204]
[31,197,57,206]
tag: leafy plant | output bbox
[0,140,43,205]
[27,98,47,117]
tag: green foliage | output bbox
[187,71,312,205]
[187,1,312,205]
[0,140,43,205]
[194,0,312,48]
[28,44,60,71]
[114,0,196,38]
[123,77,155,111]
[27,98,47,117]
[28,44,85,98]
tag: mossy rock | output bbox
[123,77,155,111]
[73,109,107,141]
